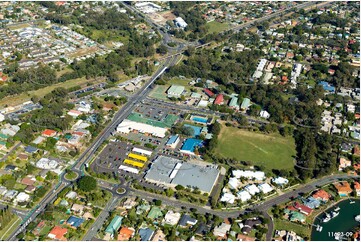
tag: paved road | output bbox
[0,142,22,162]
[82,196,120,241]
[144,97,270,125]
[7,55,179,241]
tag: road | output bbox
[7,55,179,241]
[82,196,120,241]
[0,142,22,162]
[144,97,270,125]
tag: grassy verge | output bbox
[215,125,296,172]
[274,218,309,238]
[0,215,21,241]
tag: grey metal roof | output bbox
[145,156,219,193]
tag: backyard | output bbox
[215,125,296,171]
[274,218,309,238]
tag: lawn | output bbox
[0,77,95,108]
[274,218,309,238]
[206,21,230,34]
[168,77,192,87]
[149,85,168,100]
[0,215,21,241]
[215,125,296,171]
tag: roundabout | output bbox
[116,187,126,195]
[64,170,79,181]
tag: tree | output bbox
[77,176,97,192]
[156,44,168,55]
[154,199,162,206]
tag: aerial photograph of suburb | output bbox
[0,1,359,241]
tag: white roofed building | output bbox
[244,184,260,195]
[174,17,188,29]
[117,119,167,138]
[232,170,265,181]
[237,190,252,202]
[258,183,273,194]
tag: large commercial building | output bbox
[144,156,219,193]
[117,119,167,138]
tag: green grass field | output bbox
[0,77,96,108]
[206,21,230,34]
[149,85,168,100]
[215,125,296,171]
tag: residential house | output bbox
[25,185,36,193]
[339,157,352,171]
[14,192,30,204]
[136,203,151,215]
[213,220,231,238]
[312,189,331,202]
[71,204,85,215]
[42,129,57,137]
[104,215,123,239]
[118,227,135,241]
[33,221,45,236]
[163,210,181,226]
[241,218,261,234]
[203,88,215,97]
[240,98,251,111]
[147,206,163,220]
[178,214,198,227]
[139,228,155,241]
[65,191,77,200]
[334,181,353,197]
[48,226,68,241]
[214,94,224,105]
[228,97,239,110]
[294,202,313,216]
[151,229,166,241]
[66,216,84,229]
[122,197,137,209]
[237,234,255,241]
[195,223,211,237]
[24,145,38,154]
[303,197,321,209]
[21,175,36,186]
[284,209,306,223]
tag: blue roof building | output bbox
[25,146,38,153]
[66,216,84,228]
[303,197,321,209]
[180,139,203,155]
[166,135,179,146]
[319,81,335,92]
[139,228,155,241]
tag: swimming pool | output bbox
[184,124,202,137]
[191,116,208,124]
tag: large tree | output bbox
[77,176,97,192]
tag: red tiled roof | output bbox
[204,88,215,97]
[118,227,134,241]
[294,202,313,215]
[49,226,67,240]
[214,94,224,105]
[312,189,331,200]
[42,129,57,137]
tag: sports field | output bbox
[215,125,296,171]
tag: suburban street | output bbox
[4,1,356,241]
